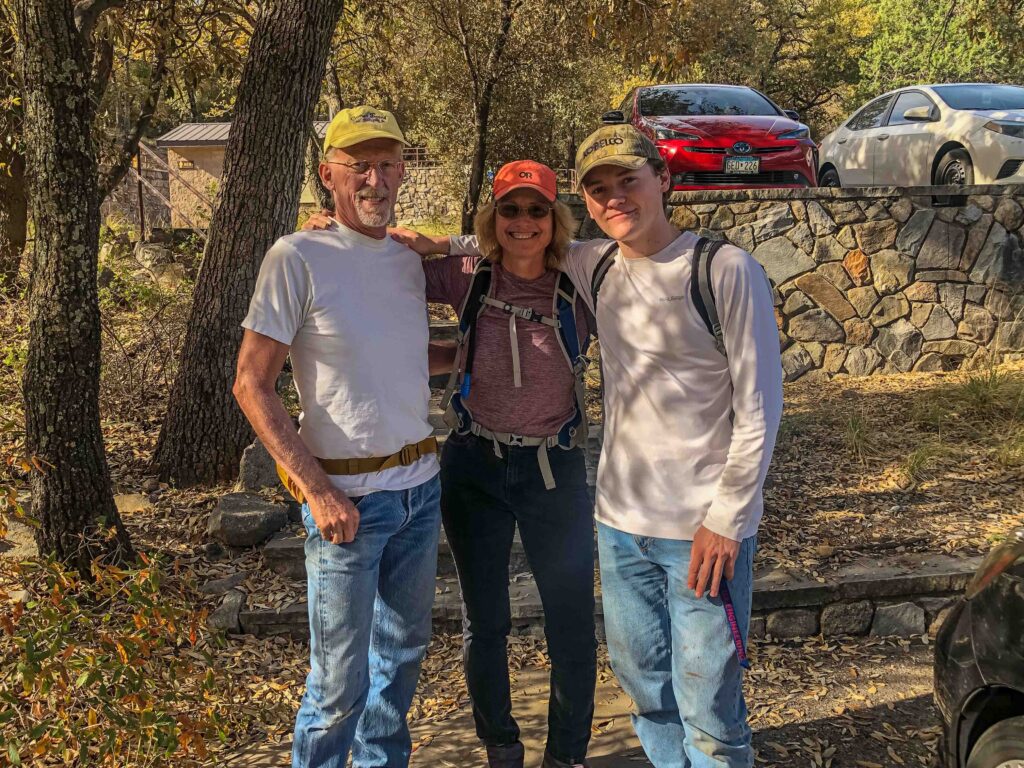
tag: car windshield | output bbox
[638,87,780,117]
[931,84,1024,110]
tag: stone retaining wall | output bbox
[570,185,1024,380]
[395,166,459,226]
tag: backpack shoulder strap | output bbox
[441,259,493,411]
[589,241,620,309]
[552,271,589,448]
[690,237,730,358]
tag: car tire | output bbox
[966,715,1024,768]
[934,148,975,186]
[819,168,841,187]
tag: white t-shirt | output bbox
[452,231,783,541]
[243,224,439,496]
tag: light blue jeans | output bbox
[597,522,756,768]
[292,475,441,768]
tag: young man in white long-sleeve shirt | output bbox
[401,123,781,767]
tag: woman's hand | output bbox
[389,226,450,256]
[301,209,335,231]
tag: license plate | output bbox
[724,156,760,174]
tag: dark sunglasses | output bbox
[496,202,553,220]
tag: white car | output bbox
[818,83,1024,187]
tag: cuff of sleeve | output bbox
[701,504,746,542]
[449,235,474,256]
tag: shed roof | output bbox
[157,121,330,148]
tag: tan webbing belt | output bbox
[276,436,438,504]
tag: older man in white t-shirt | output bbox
[234,107,440,768]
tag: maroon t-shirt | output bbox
[425,256,592,437]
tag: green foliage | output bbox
[844,412,878,463]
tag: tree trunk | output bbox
[153,0,346,486]
[0,148,26,289]
[461,109,490,234]
[15,0,132,570]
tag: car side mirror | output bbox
[784,110,800,121]
[903,105,935,122]
[601,110,625,124]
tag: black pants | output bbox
[441,431,597,763]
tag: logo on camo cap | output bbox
[574,124,661,190]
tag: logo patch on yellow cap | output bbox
[322,106,408,155]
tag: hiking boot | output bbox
[540,751,590,768]
[486,741,525,768]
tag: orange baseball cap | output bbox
[493,160,557,202]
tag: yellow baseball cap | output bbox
[575,124,662,190]
[322,106,409,155]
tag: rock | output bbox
[956,205,984,225]
[200,571,249,596]
[960,214,993,271]
[208,589,246,633]
[870,294,911,327]
[783,291,814,316]
[752,204,794,242]
[862,201,889,221]
[848,286,879,318]
[767,608,819,639]
[923,339,978,358]
[918,269,969,282]
[836,226,857,249]
[207,493,289,548]
[871,602,926,637]
[670,207,699,230]
[807,201,837,236]
[788,309,845,342]
[134,242,174,268]
[918,597,956,622]
[894,209,936,256]
[709,206,735,230]
[114,493,152,515]
[921,306,957,340]
[958,305,996,344]
[985,289,1013,320]
[876,318,924,372]
[843,249,871,286]
[855,219,899,254]
[790,201,806,221]
[803,342,826,367]
[910,302,932,328]
[904,282,938,302]
[844,347,883,376]
[98,242,116,264]
[797,275,856,321]
[917,220,967,270]
[786,222,814,253]
[914,353,947,372]
[966,284,988,303]
[889,197,913,223]
[781,345,815,381]
[994,198,1024,231]
[844,318,875,346]
[994,321,1024,352]
[828,201,865,225]
[817,263,852,292]
[725,224,755,252]
[930,607,954,638]
[871,250,914,294]
[201,540,226,561]
[823,345,848,374]
[754,237,815,285]
[969,194,996,212]
[970,223,1009,283]
[939,283,967,322]
[237,439,282,492]
[813,236,847,264]
[149,263,186,291]
[97,266,115,289]
[749,616,766,640]
[821,600,874,636]
[141,478,161,493]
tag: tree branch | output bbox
[73,0,126,41]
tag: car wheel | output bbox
[935,148,975,186]
[966,715,1024,768]
[819,168,841,187]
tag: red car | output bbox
[605,84,818,190]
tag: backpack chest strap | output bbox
[479,295,559,388]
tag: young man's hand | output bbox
[389,226,449,256]
[687,525,740,599]
[307,487,360,544]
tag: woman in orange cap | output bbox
[306,160,597,768]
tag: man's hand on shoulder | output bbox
[307,486,360,544]
[687,524,740,599]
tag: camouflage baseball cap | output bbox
[574,124,662,190]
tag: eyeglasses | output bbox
[495,202,552,220]
[327,160,402,177]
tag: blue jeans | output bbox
[597,522,756,768]
[292,475,441,768]
[441,431,597,762]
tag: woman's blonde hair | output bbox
[473,197,576,270]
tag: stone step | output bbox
[263,528,533,580]
[428,320,457,342]
[237,552,983,642]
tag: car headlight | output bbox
[655,128,700,141]
[965,528,1024,599]
[778,126,810,140]
[984,120,1024,139]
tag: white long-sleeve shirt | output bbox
[451,231,782,541]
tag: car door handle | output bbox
[877,134,889,141]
